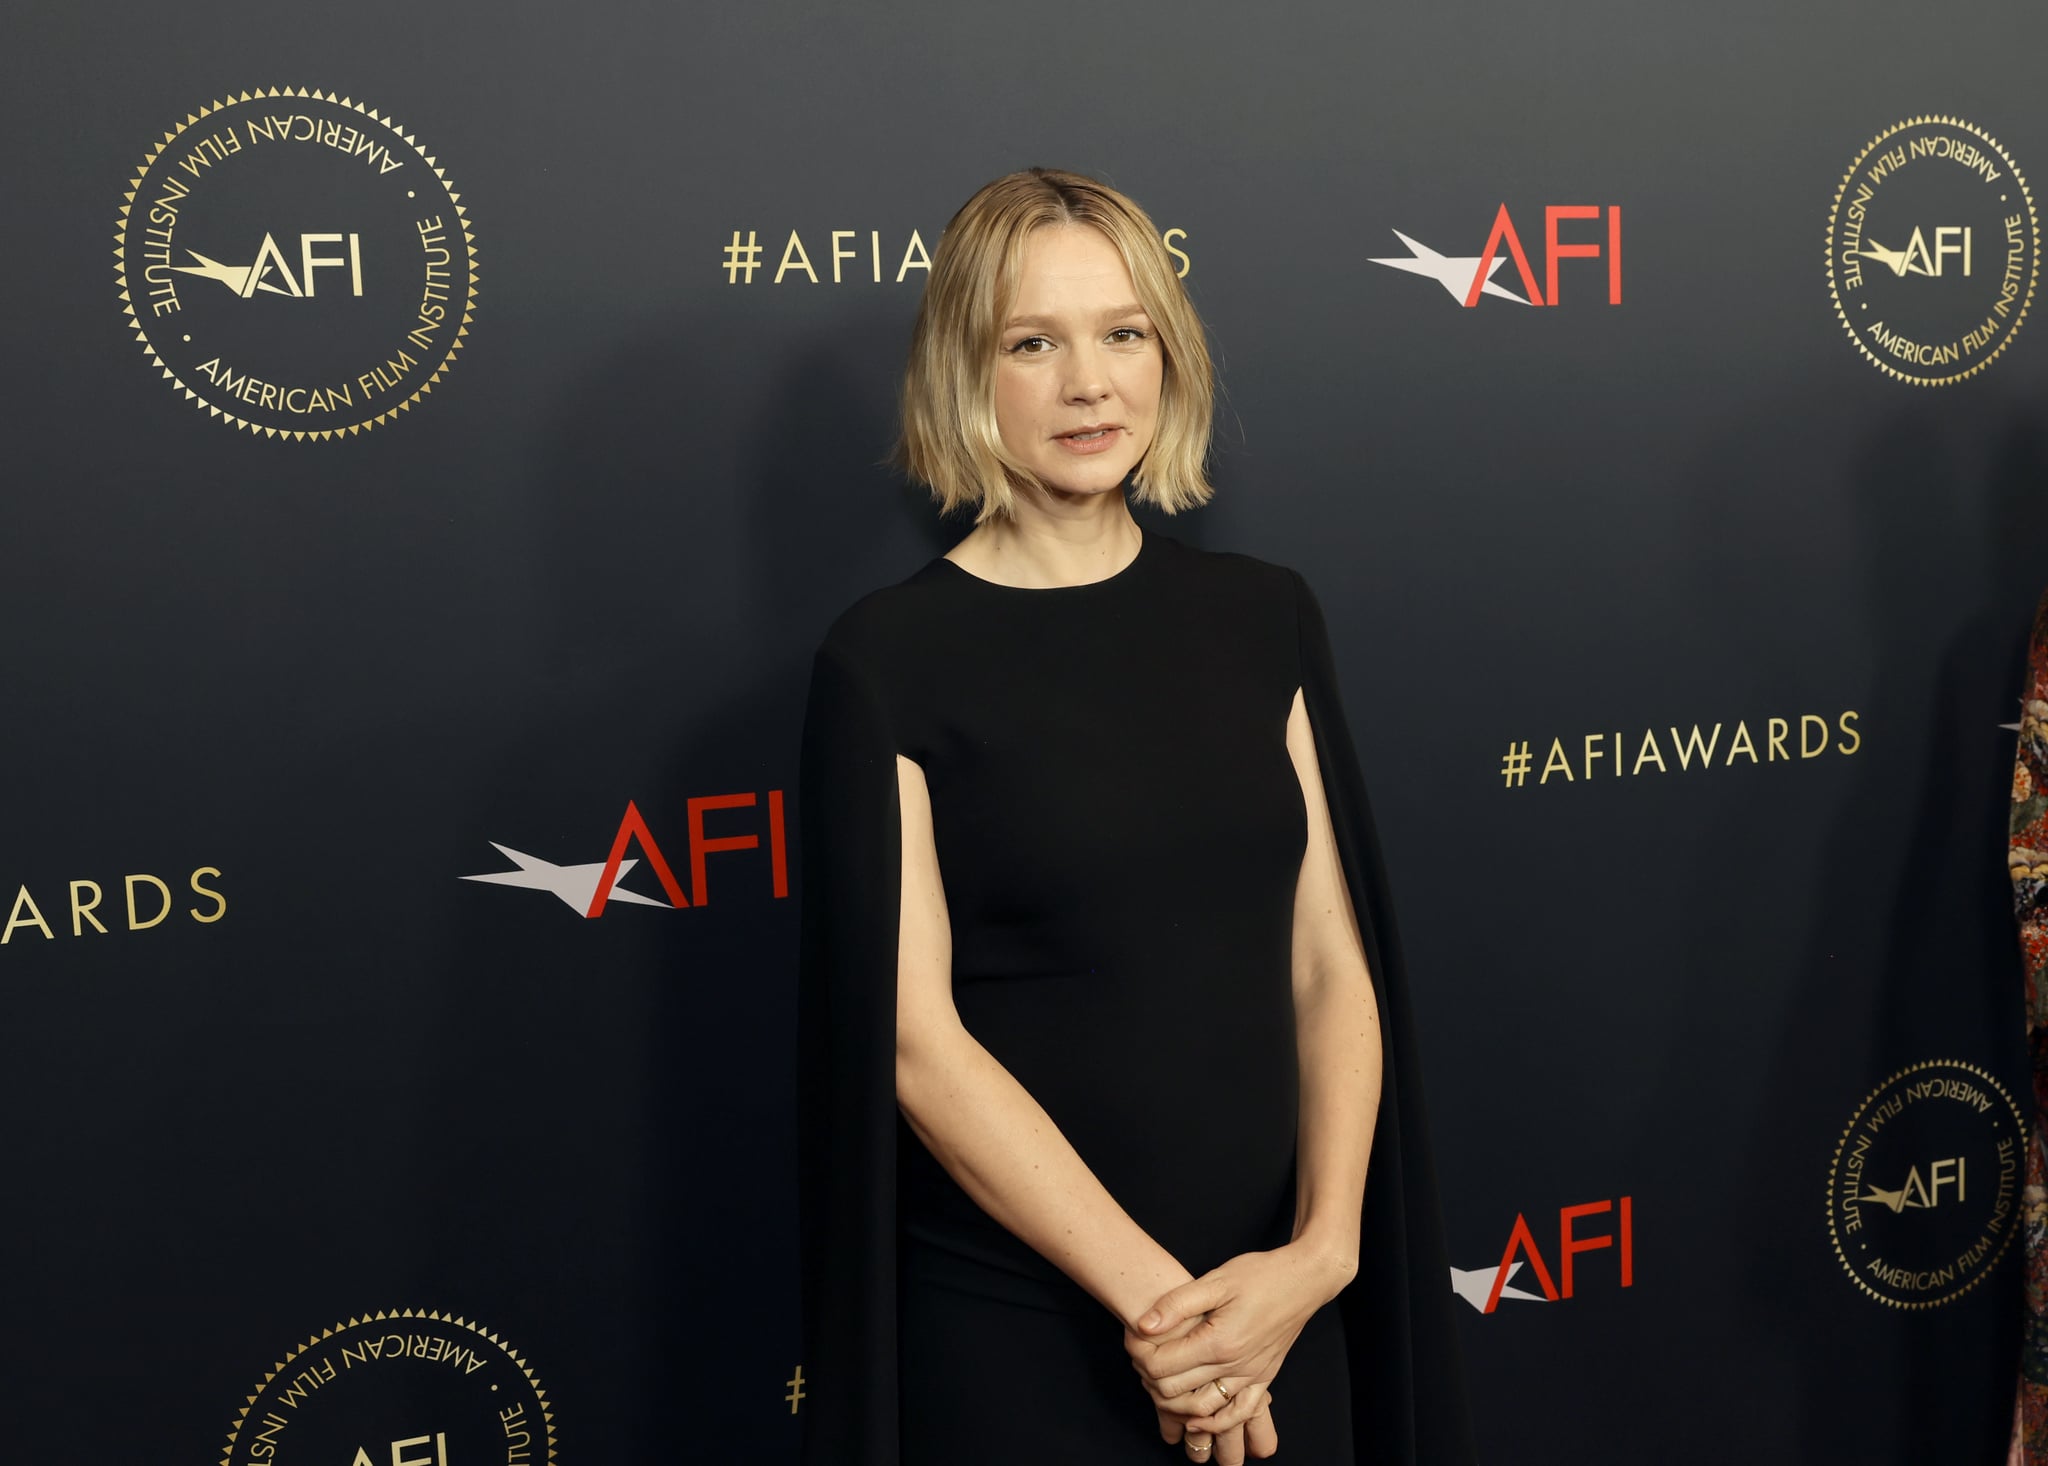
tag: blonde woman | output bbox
[798,168,1472,1466]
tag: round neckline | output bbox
[934,528,1154,592]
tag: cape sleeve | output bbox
[796,633,904,1465]
[1292,571,1479,1466]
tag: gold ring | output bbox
[1214,1379,1234,1401]
[1188,1443,1211,1455]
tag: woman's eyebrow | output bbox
[1003,304,1148,329]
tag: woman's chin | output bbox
[1035,465,1140,502]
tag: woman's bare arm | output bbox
[1283,687,1381,1277]
[891,753,1193,1326]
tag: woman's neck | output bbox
[945,493,1143,589]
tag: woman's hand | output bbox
[1129,1306,1278,1462]
[1125,1243,1354,1435]
[1161,1391,1279,1464]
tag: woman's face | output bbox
[993,223,1162,503]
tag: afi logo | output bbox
[463,795,788,918]
[173,231,365,297]
[1450,1195,1634,1313]
[1858,1157,1967,1213]
[350,1436,447,1466]
[1372,205,1623,306]
[1859,226,1972,278]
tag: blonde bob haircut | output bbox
[897,167,1215,521]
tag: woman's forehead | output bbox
[1008,226,1138,310]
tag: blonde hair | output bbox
[897,168,1215,521]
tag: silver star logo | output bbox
[1370,231,1531,305]
[461,843,675,915]
[1448,1260,1550,1312]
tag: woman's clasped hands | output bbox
[1125,1244,1356,1465]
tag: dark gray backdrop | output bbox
[3,1,2044,1461]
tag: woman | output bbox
[797,168,1473,1466]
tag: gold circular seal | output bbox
[219,1309,554,1466]
[1825,1058,2024,1309]
[115,88,477,440]
[1825,115,2037,386]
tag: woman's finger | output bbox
[1126,1309,1206,1361]
[1182,1427,1212,1462]
[1151,1357,1248,1401]
[1186,1380,1268,1435]
[1156,1406,1184,1445]
[1214,1423,1248,1466]
[1144,1320,1239,1381]
[1247,1398,1278,1460]
[1141,1372,1239,1417]
[1139,1275,1230,1336]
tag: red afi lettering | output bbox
[1467,204,1546,308]
[1484,1194,1635,1312]
[587,793,790,917]
[588,800,689,918]
[1484,1210,1560,1312]
[1466,204,1623,307]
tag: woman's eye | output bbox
[1108,327,1150,344]
[1007,336,1052,355]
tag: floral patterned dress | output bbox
[2011,590,2048,1461]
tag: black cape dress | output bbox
[797,529,1475,1466]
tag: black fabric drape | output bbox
[797,638,904,1463]
[1291,572,1478,1463]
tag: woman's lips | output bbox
[1053,426,1123,455]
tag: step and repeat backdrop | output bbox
[3,1,2044,1461]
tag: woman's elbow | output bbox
[894,1004,962,1113]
